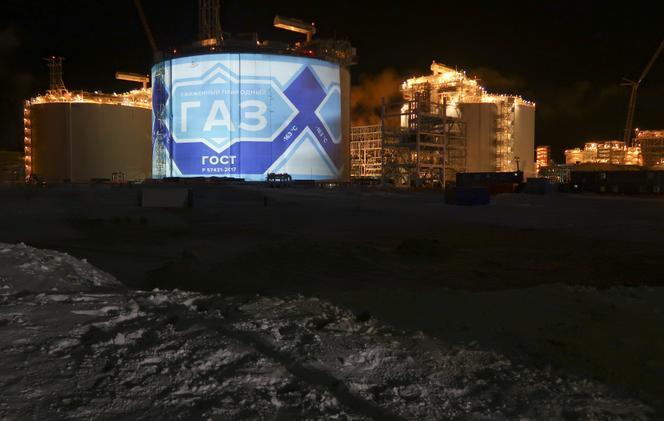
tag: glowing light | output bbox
[30,89,152,110]
[565,141,643,166]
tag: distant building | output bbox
[536,146,551,172]
[637,130,664,167]
[565,148,584,165]
[564,141,642,166]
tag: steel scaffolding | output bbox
[380,87,466,187]
[495,99,516,172]
[350,125,382,178]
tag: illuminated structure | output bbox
[539,165,571,184]
[564,141,642,166]
[350,125,382,178]
[23,60,152,183]
[151,11,356,182]
[536,145,551,172]
[380,94,466,186]
[564,148,584,165]
[637,130,664,167]
[152,53,350,181]
[402,62,536,177]
[350,61,535,186]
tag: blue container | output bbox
[453,186,490,206]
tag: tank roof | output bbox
[158,35,356,67]
[29,89,151,110]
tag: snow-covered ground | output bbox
[0,243,123,293]
[0,243,654,420]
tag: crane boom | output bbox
[623,39,664,145]
[133,0,158,54]
[637,39,664,84]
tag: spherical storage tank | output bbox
[26,94,152,183]
[151,53,350,181]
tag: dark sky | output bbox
[1,0,662,161]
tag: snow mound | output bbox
[0,244,656,420]
[0,242,122,293]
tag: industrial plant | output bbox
[23,36,539,189]
[558,130,664,173]
[536,39,664,191]
[351,61,535,187]
[19,1,355,185]
[3,4,664,419]
[11,0,663,198]
[564,141,642,166]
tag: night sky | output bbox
[1,0,662,162]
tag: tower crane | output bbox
[622,39,664,146]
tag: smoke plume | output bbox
[351,69,403,126]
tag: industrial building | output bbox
[24,58,152,183]
[564,141,642,166]
[637,130,664,167]
[536,145,551,172]
[151,8,355,182]
[542,132,664,191]
[350,61,536,186]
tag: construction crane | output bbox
[133,0,158,54]
[116,72,150,90]
[622,39,664,146]
[274,16,316,43]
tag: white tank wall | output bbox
[31,103,70,181]
[31,102,151,182]
[514,104,536,177]
[459,103,497,172]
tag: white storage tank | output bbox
[514,103,536,176]
[25,91,152,183]
[459,102,498,173]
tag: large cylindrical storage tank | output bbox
[513,103,536,177]
[459,102,498,172]
[152,53,349,181]
[29,102,151,182]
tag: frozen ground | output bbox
[0,242,656,420]
[1,185,664,417]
